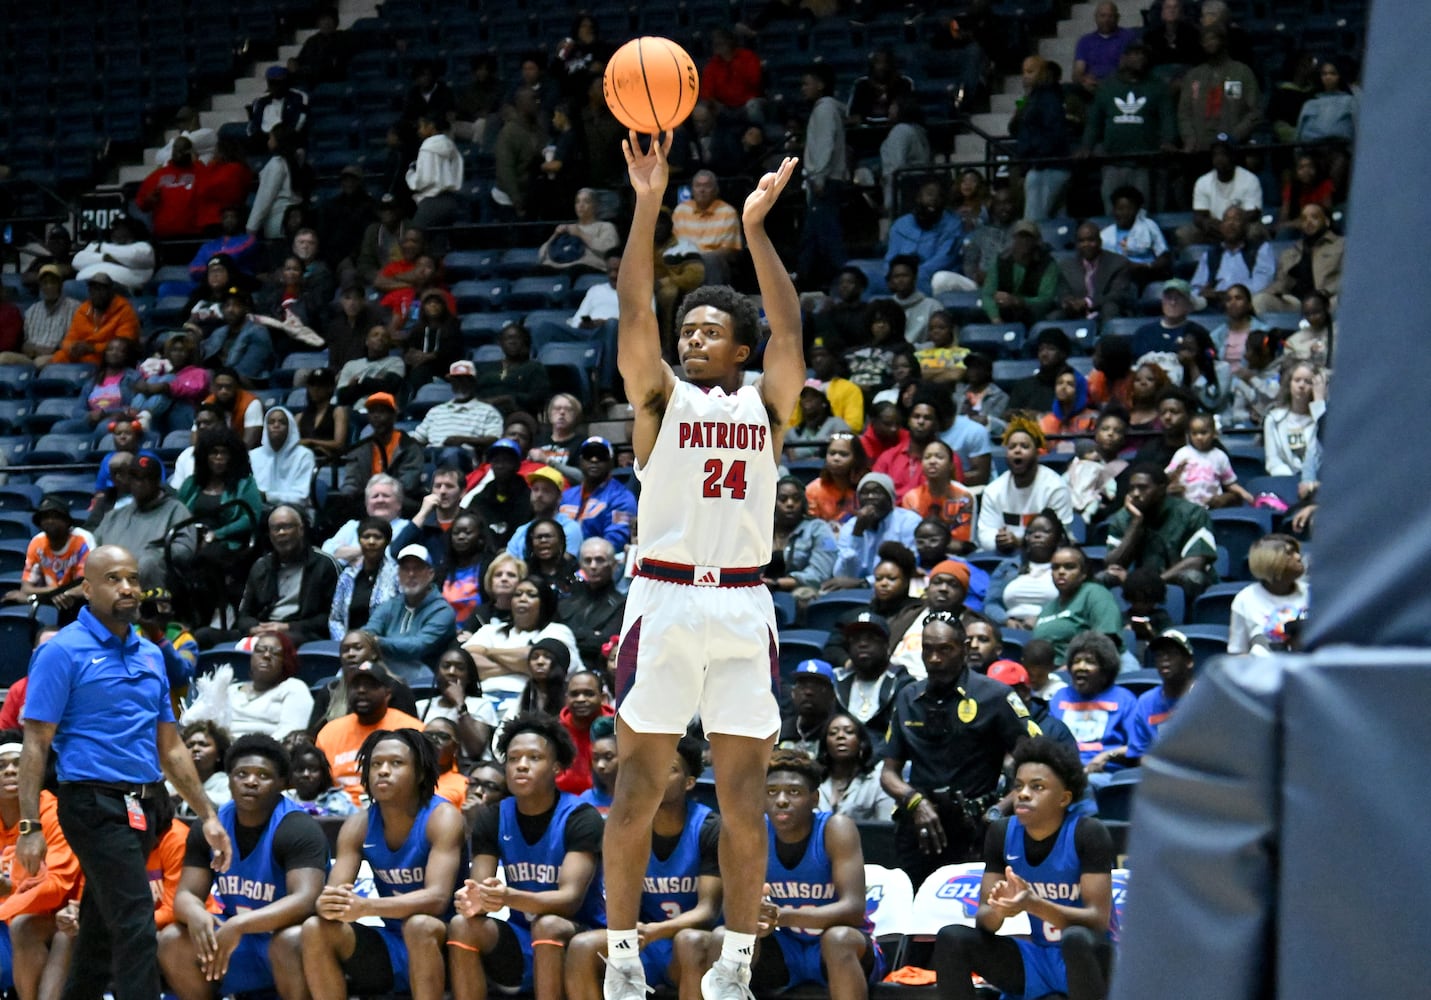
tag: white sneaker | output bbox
[602,955,652,1000]
[700,959,755,1000]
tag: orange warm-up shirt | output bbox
[315,710,426,806]
[0,791,83,920]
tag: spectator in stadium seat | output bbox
[1031,546,1125,663]
[1050,631,1137,787]
[8,263,79,367]
[71,216,156,292]
[1008,326,1073,413]
[786,384,853,461]
[366,544,458,685]
[1198,0,1256,69]
[50,272,140,367]
[1177,27,1261,152]
[903,441,977,547]
[463,576,581,679]
[1102,463,1218,600]
[317,166,377,275]
[1295,57,1358,144]
[407,113,464,232]
[558,537,626,671]
[467,439,534,549]
[955,188,1019,290]
[1206,283,1267,365]
[559,437,636,553]
[701,28,764,120]
[1054,222,1134,321]
[188,211,262,284]
[1073,2,1138,93]
[672,172,743,287]
[766,474,838,603]
[4,495,91,612]
[155,106,218,167]
[355,196,412,287]
[777,657,839,758]
[832,611,913,748]
[506,466,581,561]
[805,431,868,525]
[811,270,871,357]
[849,46,915,126]
[136,137,205,240]
[306,726,464,996]
[344,397,424,508]
[986,659,1079,755]
[539,188,619,273]
[879,98,933,213]
[1039,368,1100,450]
[250,406,315,511]
[247,124,307,242]
[826,474,922,589]
[881,185,961,298]
[1262,361,1325,476]
[473,324,553,416]
[307,630,420,733]
[1284,292,1333,363]
[17,224,74,293]
[78,336,140,429]
[883,613,1034,885]
[1228,533,1308,655]
[1123,628,1195,763]
[980,221,1058,324]
[885,255,941,344]
[201,287,274,385]
[410,359,504,464]
[977,420,1075,554]
[383,255,456,334]
[194,140,257,236]
[1131,278,1209,357]
[291,6,350,87]
[399,288,463,390]
[815,710,896,821]
[221,504,338,647]
[1010,56,1072,221]
[1144,0,1202,77]
[1190,206,1276,306]
[248,66,308,146]
[1253,204,1344,315]
[185,255,251,343]
[329,515,399,639]
[335,329,407,409]
[1100,186,1172,288]
[1182,137,1263,246]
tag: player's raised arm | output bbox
[746,157,804,429]
[617,130,677,415]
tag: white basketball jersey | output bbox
[635,380,776,568]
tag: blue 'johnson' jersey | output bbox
[1004,813,1085,947]
[212,796,317,918]
[499,793,606,931]
[765,811,872,938]
[639,802,711,925]
[366,795,460,933]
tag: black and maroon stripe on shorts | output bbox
[634,559,764,587]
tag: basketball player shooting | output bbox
[600,130,804,1000]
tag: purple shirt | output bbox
[1075,28,1138,83]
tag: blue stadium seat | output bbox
[442,250,499,281]
[524,309,575,331]
[1117,668,1162,697]
[0,606,39,687]
[571,272,606,305]
[805,590,875,633]
[0,436,30,467]
[408,382,454,418]
[770,591,797,629]
[1189,581,1246,626]
[451,279,508,312]
[25,398,87,435]
[776,628,829,678]
[785,459,822,485]
[1027,319,1097,356]
[0,513,33,542]
[999,627,1030,661]
[1224,443,1267,483]
[843,258,889,296]
[1100,316,1145,339]
[0,400,31,433]
[296,640,342,685]
[1211,507,1273,580]
[936,291,981,313]
[160,429,192,460]
[506,276,570,310]
[495,247,541,277]
[29,434,93,464]
[199,642,251,682]
[1038,218,1077,250]
[32,363,97,398]
[472,344,504,364]
[0,486,42,512]
[461,312,524,345]
[960,323,1026,360]
[0,540,30,577]
[1093,768,1141,821]
[0,367,36,402]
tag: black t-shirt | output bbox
[981,815,1115,873]
[651,811,721,877]
[471,798,604,858]
[184,809,331,873]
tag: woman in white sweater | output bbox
[1262,360,1326,476]
[225,632,315,739]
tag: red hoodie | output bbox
[555,703,616,794]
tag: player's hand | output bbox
[476,876,509,913]
[994,527,1017,553]
[441,676,467,709]
[454,878,485,918]
[742,157,798,228]
[316,884,362,921]
[1290,504,1317,534]
[634,922,654,947]
[15,831,45,879]
[987,867,1032,916]
[1123,494,1144,521]
[203,817,233,872]
[757,883,779,937]
[1103,564,1128,584]
[204,919,243,981]
[55,900,79,935]
[623,130,672,198]
[912,801,947,855]
[188,912,221,973]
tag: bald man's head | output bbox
[82,546,142,628]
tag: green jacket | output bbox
[177,475,263,547]
[1083,74,1177,156]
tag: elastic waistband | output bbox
[61,780,164,799]
[635,558,765,588]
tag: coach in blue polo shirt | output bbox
[16,545,233,1000]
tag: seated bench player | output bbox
[300,728,467,1000]
[159,734,328,1000]
[566,733,722,1000]
[449,712,606,1000]
[932,736,1115,1000]
[683,749,882,1000]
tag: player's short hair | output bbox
[357,728,438,802]
[678,286,761,349]
[676,733,705,780]
[767,748,824,790]
[498,711,577,769]
[225,733,291,782]
[1012,735,1087,802]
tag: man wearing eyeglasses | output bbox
[226,504,339,647]
[881,613,1039,885]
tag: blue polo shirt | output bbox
[24,608,174,784]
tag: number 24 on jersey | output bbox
[702,459,748,500]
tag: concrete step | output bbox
[198,109,246,130]
[969,111,1010,137]
[953,133,987,162]
[211,93,251,114]
[991,92,1020,115]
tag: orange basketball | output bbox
[603,36,700,133]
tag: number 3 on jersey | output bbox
[702,458,748,500]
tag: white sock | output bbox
[719,931,757,968]
[607,928,640,963]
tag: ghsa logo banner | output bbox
[1110,869,1130,943]
[865,883,884,921]
[934,870,985,918]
